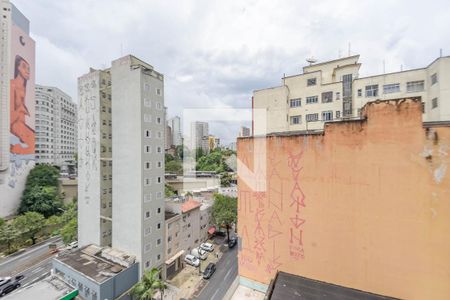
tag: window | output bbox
[322,111,333,121]
[431,73,438,85]
[290,98,301,108]
[156,88,161,96]
[321,91,333,103]
[157,207,161,213]
[144,98,151,107]
[357,89,362,97]
[168,248,172,254]
[145,130,151,138]
[156,102,162,110]
[144,114,152,123]
[306,96,318,104]
[168,236,172,242]
[432,98,438,109]
[365,85,379,97]
[406,80,424,92]
[336,92,340,100]
[307,78,317,86]
[157,117,161,124]
[157,161,162,168]
[145,83,150,92]
[145,211,150,218]
[145,227,152,236]
[145,243,151,252]
[157,131,162,139]
[144,194,152,202]
[383,83,400,94]
[290,115,301,125]
[157,177,161,183]
[157,254,161,261]
[157,223,161,229]
[145,145,151,153]
[145,178,151,186]
[157,239,161,245]
[422,102,425,113]
[157,192,162,198]
[145,162,151,169]
[336,111,341,118]
[157,147,162,153]
[145,261,150,268]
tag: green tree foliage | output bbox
[165,153,175,163]
[175,145,185,160]
[220,172,232,187]
[212,194,237,242]
[196,148,234,174]
[0,217,4,227]
[19,165,62,217]
[19,185,63,217]
[0,223,20,253]
[61,218,77,245]
[131,268,167,300]
[165,184,176,197]
[13,212,46,245]
[165,160,183,175]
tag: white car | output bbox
[191,247,208,260]
[184,254,200,267]
[200,242,214,252]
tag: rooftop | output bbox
[54,245,136,284]
[165,210,179,221]
[3,275,76,300]
[267,272,395,300]
[181,198,201,213]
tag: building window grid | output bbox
[307,78,317,86]
[289,98,301,108]
[322,111,333,121]
[431,73,438,85]
[321,91,333,103]
[383,83,400,94]
[365,85,379,97]
[290,115,301,125]
[406,81,425,93]
[432,98,438,109]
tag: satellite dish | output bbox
[306,57,317,65]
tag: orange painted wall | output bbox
[237,99,450,299]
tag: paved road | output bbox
[0,236,61,276]
[196,242,238,300]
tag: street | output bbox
[196,241,238,300]
[0,237,62,291]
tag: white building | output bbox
[78,67,112,247]
[35,85,77,168]
[78,55,165,277]
[190,121,209,151]
[239,126,251,137]
[0,1,35,218]
[253,55,450,135]
[168,116,182,146]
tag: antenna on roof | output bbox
[306,57,317,65]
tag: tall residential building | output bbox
[168,116,182,146]
[253,55,450,135]
[239,126,251,137]
[165,123,172,150]
[78,67,112,247]
[78,55,166,277]
[35,85,77,168]
[0,1,35,218]
[190,121,208,150]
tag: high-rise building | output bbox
[239,126,251,137]
[78,55,166,277]
[0,1,35,218]
[168,116,182,146]
[208,135,220,152]
[253,55,450,135]
[165,123,172,150]
[190,121,208,151]
[35,85,77,169]
[78,67,112,247]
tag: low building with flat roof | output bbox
[52,244,139,300]
[3,275,77,300]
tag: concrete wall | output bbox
[59,178,77,205]
[237,99,450,299]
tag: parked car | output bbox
[191,247,208,260]
[203,263,216,279]
[0,275,24,297]
[228,237,237,248]
[184,254,200,267]
[200,242,214,252]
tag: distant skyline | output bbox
[15,0,450,142]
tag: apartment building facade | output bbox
[239,126,251,137]
[35,85,77,168]
[253,55,450,134]
[190,121,209,151]
[78,68,112,247]
[78,55,165,277]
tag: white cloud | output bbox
[13,0,450,143]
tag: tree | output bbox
[13,212,46,245]
[24,165,59,189]
[18,185,63,217]
[165,184,176,197]
[212,194,237,242]
[0,223,20,253]
[131,268,167,300]
[220,172,232,187]
[0,217,4,227]
[61,218,77,245]
[165,160,183,175]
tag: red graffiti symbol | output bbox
[290,182,306,213]
[290,214,305,229]
[265,242,282,274]
[290,229,303,245]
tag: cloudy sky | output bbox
[14,0,450,144]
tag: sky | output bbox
[14,0,450,144]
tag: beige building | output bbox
[253,55,450,134]
[164,211,183,279]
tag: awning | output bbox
[165,250,185,265]
[208,226,216,235]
